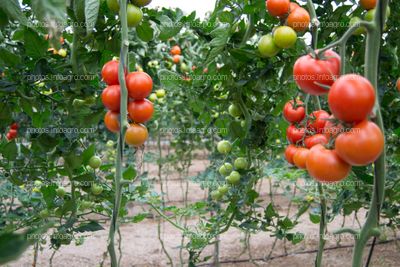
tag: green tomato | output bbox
[349,17,366,35]
[106,140,114,147]
[156,89,166,98]
[84,96,96,105]
[234,157,249,170]
[219,163,233,176]
[72,98,86,108]
[132,0,152,7]
[210,190,222,200]
[56,187,66,198]
[228,104,241,118]
[107,0,120,12]
[127,4,143,27]
[217,140,232,154]
[149,93,158,102]
[34,180,43,187]
[226,171,241,184]
[39,209,50,219]
[365,7,390,22]
[218,185,229,195]
[91,184,103,195]
[58,49,67,57]
[180,63,190,72]
[273,26,297,49]
[240,120,246,127]
[88,156,102,169]
[258,34,280,57]
[80,200,93,210]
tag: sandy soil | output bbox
[6,151,400,267]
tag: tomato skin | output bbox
[306,145,351,183]
[284,144,298,164]
[293,147,310,169]
[104,110,120,133]
[308,110,330,133]
[323,115,343,139]
[170,45,181,56]
[328,74,375,123]
[289,2,300,11]
[107,0,120,12]
[258,34,280,58]
[125,123,149,147]
[287,7,310,32]
[6,129,17,140]
[101,85,121,112]
[266,0,290,17]
[101,60,119,85]
[10,123,19,130]
[397,78,400,92]
[335,120,384,166]
[126,72,153,99]
[283,100,305,123]
[360,0,376,10]
[128,99,154,123]
[132,0,152,7]
[286,124,306,144]
[273,26,297,49]
[293,50,341,95]
[127,4,143,27]
[172,55,181,64]
[304,134,328,149]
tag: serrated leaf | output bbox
[85,0,100,35]
[157,15,182,41]
[137,21,154,42]
[24,28,47,59]
[0,0,27,25]
[123,165,137,180]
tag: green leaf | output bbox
[0,48,21,67]
[158,15,182,41]
[0,233,30,264]
[0,0,27,25]
[132,213,148,223]
[31,0,66,24]
[309,213,321,224]
[85,0,100,35]
[218,11,234,24]
[158,69,182,90]
[137,21,154,42]
[82,144,96,165]
[24,28,47,59]
[75,221,104,232]
[264,203,278,220]
[1,141,18,160]
[123,165,137,180]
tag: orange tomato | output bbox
[172,55,181,64]
[266,0,290,17]
[360,0,376,10]
[104,111,120,133]
[170,45,181,55]
[125,123,149,147]
[287,7,310,32]
[293,147,310,169]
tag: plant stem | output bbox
[351,1,388,266]
[315,183,326,267]
[107,1,130,266]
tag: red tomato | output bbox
[323,115,344,139]
[10,123,19,130]
[284,144,298,164]
[293,147,310,169]
[308,110,330,133]
[104,110,120,133]
[283,100,305,123]
[170,45,181,55]
[293,50,341,95]
[360,0,376,10]
[286,124,306,144]
[304,134,328,148]
[125,123,148,147]
[328,74,375,123]
[126,72,153,99]
[101,60,120,85]
[397,78,400,92]
[289,2,300,11]
[128,99,154,123]
[287,7,310,32]
[335,120,384,166]
[266,0,290,17]
[172,55,181,64]
[101,85,121,112]
[7,129,17,140]
[306,144,351,183]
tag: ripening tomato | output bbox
[10,123,19,130]
[127,4,143,27]
[289,2,300,11]
[266,0,290,17]
[132,0,152,7]
[323,116,343,139]
[360,0,376,10]
[101,60,119,85]
[286,124,306,144]
[172,55,181,64]
[170,45,181,55]
[126,72,153,99]
[293,147,310,169]
[101,85,121,112]
[7,129,17,140]
[258,34,280,58]
[125,123,149,147]
[284,144,298,165]
[308,110,330,133]
[304,134,328,149]
[328,74,375,123]
[283,100,305,123]
[273,26,297,49]
[397,78,400,92]
[335,120,384,166]
[306,144,351,183]
[104,110,120,133]
[128,99,154,123]
[293,50,341,95]
[287,7,310,32]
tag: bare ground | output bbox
[6,151,400,267]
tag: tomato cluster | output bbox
[107,0,151,27]
[101,60,154,147]
[259,1,310,57]
[5,122,18,141]
[170,45,182,64]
